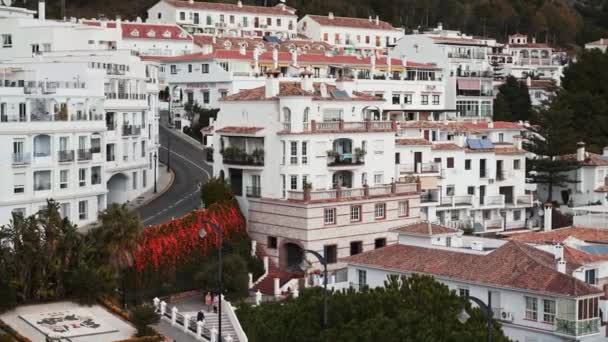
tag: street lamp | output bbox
[166,135,171,172]
[458,295,493,342]
[198,221,223,340]
[300,249,328,328]
[153,151,158,193]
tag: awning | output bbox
[457,79,481,91]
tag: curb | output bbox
[161,124,206,151]
[132,164,176,210]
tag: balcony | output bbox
[513,194,534,206]
[282,120,397,134]
[58,150,75,162]
[420,189,440,204]
[221,147,264,167]
[122,125,142,136]
[327,152,364,167]
[439,195,474,207]
[1,114,27,123]
[482,219,503,231]
[556,317,600,337]
[12,153,31,165]
[398,162,441,175]
[246,186,261,198]
[77,148,92,161]
[479,195,505,207]
[456,70,493,78]
[286,182,419,203]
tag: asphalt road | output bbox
[136,119,212,226]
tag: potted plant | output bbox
[221,146,244,162]
[354,147,366,163]
[326,150,339,165]
[251,148,265,164]
[303,181,313,189]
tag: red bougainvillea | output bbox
[134,201,245,272]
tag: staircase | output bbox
[251,252,302,296]
[202,309,239,342]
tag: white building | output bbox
[146,0,298,39]
[208,73,421,272]
[0,3,160,226]
[297,13,404,55]
[342,222,606,342]
[585,38,608,53]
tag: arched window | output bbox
[303,107,310,123]
[282,107,291,123]
[33,134,51,157]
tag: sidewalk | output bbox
[125,163,175,211]
[162,124,206,152]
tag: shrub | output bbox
[130,304,160,337]
[201,177,234,208]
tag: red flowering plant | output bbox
[134,201,245,273]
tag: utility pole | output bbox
[166,135,171,172]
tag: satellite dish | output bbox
[2,0,13,7]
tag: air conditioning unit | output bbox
[501,311,514,322]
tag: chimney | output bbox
[116,16,122,30]
[543,202,553,231]
[368,16,372,23]
[556,259,567,274]
[532,37,536,44]
[438,22,443,31]
[553,244,564,260]
[265,72,280,98]
[471,241,484,251]
[188,0,194,3]
[328,12,334,20]
[38,0,46,21]
[576,142,586,162]
[300,72,313,92]
[320,83,328,98]
[239,44,246,55]
[237,0,243,8]
[603,146,608,157]
[375,15,380,26]
[526,76,532,87]
[488,121,494,129]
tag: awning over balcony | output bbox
[457,79,481,91]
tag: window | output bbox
[373,173,384,185]
[421,94,429,105]
[447,157,454,168]
[392,93,400,105]
[446,185,455,196]
[514,159,521,170]
[350,205,361,222]
[432,95,440,105]
[465,159,471,170]
[483,209,491,220]
[403,94,413,104]
[374,238,386,249]
[242,17,248,27]
[498,133,504,142]
[398,201,409,216]
[585,269,597,285]
[188,64,192,73]
[323,33,329,42]
[91,166,101,185]
[525,296,538,321]
[451,210,459,221]
[201,64,209,73]
[324,208,336,225]
[350,241,363,255]
[543,299,556,324]
[219,14,225,23]
[60,203,70,219]
[202,91,210,104]
[290,141,298,164]
[79,168,86,187]
[266,17,271,26]
[143,170,147,188]
[132,171,137,190]
[34,171,51,191]
[467,186,475,195]
[513,210,522,221]
[179,12,186,21]
[2,34,12,48]
[290,175,298,190]
[458,287,470,297]
[170,65,177,74]
[60,170,68,189]
[374,203,386,219]
[141,141,146,158]
[230,15,235,24]
[78,200,87,220]
[220,91,228,98]
[13,172,25,193]
[276,18,281,26]
[357,269,367,285]
[301,141,308,164]
[267,236,278,249]
[324,245,337,264]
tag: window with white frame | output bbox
[301,141,308,164]
[34,171,51,191]
[350,205,361,221]
[525,296,538,321]
[513,210,522,221]
[13,172,25,194]
[132,171,137,190]
[357,269,367,286]
[432,95,440,105]
[170,65,177,74]
[403,93,413,104]
[290,141,298,164]
[373,173,383,185]
[281,141,286,164]
[202,90,210,104]
[458,287,470,297]
[398,201,409,216]
[446,185,455,196]
[543,299,556,324]
[324,208,336,225]
[79,168,86,187]
[392,93,400,105]
[374,203,386,219]
[60,203,70,219]
[585,269,597,285]
[202,64,209,73]
[514,159,521,170]
[219,62,229,71]
[78,200,87,220]
[290,175,298,190]
[421,94,429,105]
[60,170,68,189]
[2,34,12,48]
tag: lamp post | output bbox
[153,151,158,193]
[300,249,328,328]
[166,135,171,172]
[198,221,223,340]
[458,294,493,342]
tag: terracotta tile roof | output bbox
[215,126,263,134]
[392,221,459,236]
[510,42,551,49]
[395,138,431,146]
[432,143,463,151]
[306,14,397,31]
[564,246,608,265]
[221,82,383,102]
[83,21,192,41]
[560,152,608,167]
[595,185,608,193]
[399,121,525,132]
[528,79,556,90]
[495,146,526,155]
[343,241,602,297]
[165,0,297,16]
[430,36,485,46]
[510,227,608,244]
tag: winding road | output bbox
[136,115,212,226]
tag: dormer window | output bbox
[147,30,156,38]
[130,29,140,37]
[162,30,172,38]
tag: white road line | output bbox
[142,188,201,224]
[159,146,211,178]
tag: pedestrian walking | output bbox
[212,294,219,313]
[205,292,213,311]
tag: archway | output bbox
[282,242,304,272]
[107,173,128,205]
[33,134,51,157]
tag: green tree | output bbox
[524,102,582,202]
[493,76,533,122]
[201,177,234,208]
[237,274,511,342]
[130,304,160,337]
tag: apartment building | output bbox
[343,224,606,342]
[394,121,536,233]
[208,74,421,272]
[0,3,159,226]
[297,13,404,55]
[147,0,298,39]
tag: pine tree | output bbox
[493,76,533,122]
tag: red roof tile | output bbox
[392,221,458,236]
[495,146,526,155]
[510,43,551,49]
[510,227,608,244]
[560,152,608,167]
[399,121,525,131]
[83,21,192,41]
[395,138,431,146]
[306,15,397,31]
[564,246,608,265]
[432,143,463,151]
[343,241,601,297]
[165,0,297,16]
[221,82,383,102]
[215,126,263,134]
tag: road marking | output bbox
[142,187,201,224]
[159,146,211,178]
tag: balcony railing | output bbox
[122,125,142,136]
[481,195,505,206]
[556,317,600,337]
[440,195,474,207]
[286,182,419,203]
[221,148,264,166]
[1,114,27,122]
[421,190,440,203]
[398,162,441,174]
[282,120,397,134]
[77,148,92,161]
[483,219,503,230]
[515,194,534,206]
[246,186,261,198]
[12,153,31,165]
[58,150,75,162]
[327,152,364,167]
